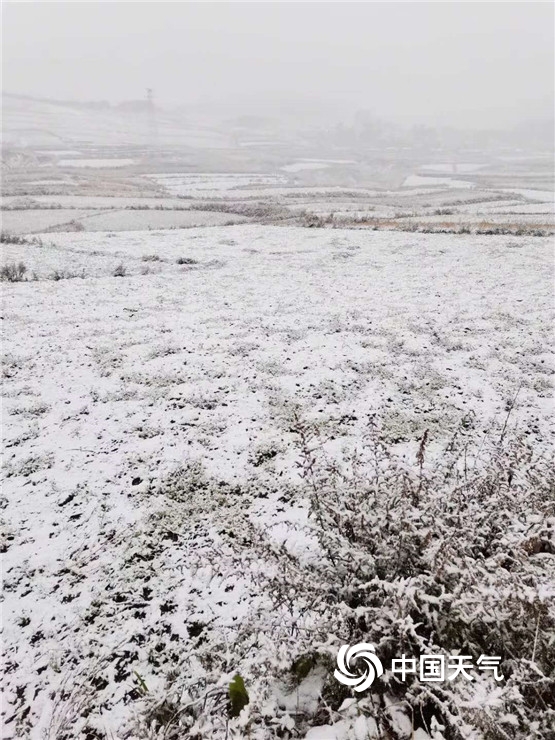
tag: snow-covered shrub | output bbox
[189,200,290,221]
[0,232,42,245]
[142,254,163,262]
[49,269,86,280]
[255,415,555,739]
[67,219,85,232]
[1,261,27,282]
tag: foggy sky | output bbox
[3,2,554,128]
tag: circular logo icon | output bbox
[334,643,384,692]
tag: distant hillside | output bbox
[2,93,233,150]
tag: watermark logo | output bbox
[335,646,503,691]
[334,643,384,692]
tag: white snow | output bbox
[281,162,330,172]
[420,163,486,174]
[58,158,137,168]
[499,188,554,203]
[403,174,475,189]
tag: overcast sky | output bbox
[3,2,554,128]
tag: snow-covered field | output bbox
[2,209,102,234]
[58,159,138,168]
[149,173,288,197]
[419,163,486,174]
[3,196,191,210]
[281,162,331,173]
[402,175,475,189]
[3,166,553,237]
[2,224,553,738]
[1,208,248,234]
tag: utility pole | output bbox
[146,88,158,155]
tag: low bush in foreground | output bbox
[257,417,554,739]
[132,416,553,739]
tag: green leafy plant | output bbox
[228,674,249,718]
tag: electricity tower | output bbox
[146,88,158,154]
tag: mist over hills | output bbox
[3,92,553,157]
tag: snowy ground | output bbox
[2,224,553,738]
[1,208,248,234]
